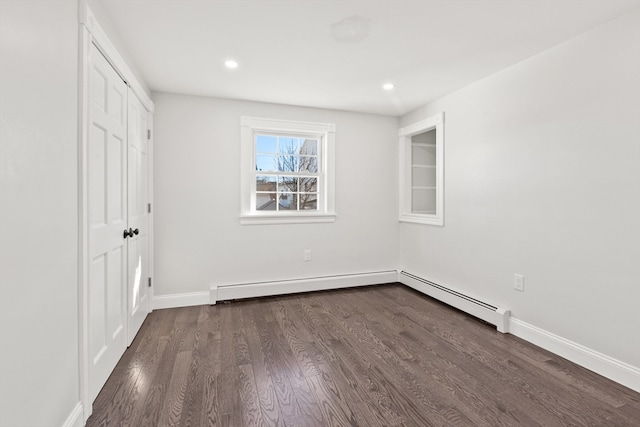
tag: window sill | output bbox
[399,213,443,226]
[240,212,336,225]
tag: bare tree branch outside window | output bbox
[275,139,318,210]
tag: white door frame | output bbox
[78,3,154,422]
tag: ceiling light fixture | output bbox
[383,83,395,90]
[224,60,238,69]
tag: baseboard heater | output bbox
[398,271,510,333]
[210,270,398,305]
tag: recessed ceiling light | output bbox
[383,83,395,90]
[224,60,238,69]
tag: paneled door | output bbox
[126,90,151,344]
[88,42,128,401]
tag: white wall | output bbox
[153,93,399,296]
[399,9,640,368]
[0,1,80,425]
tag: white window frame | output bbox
[240,116,336,225]
[399,112,444,226]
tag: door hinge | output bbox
[148,277,152,287]
[147,203,151,213]
[147,129,151,140]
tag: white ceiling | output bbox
[97,0,640,116]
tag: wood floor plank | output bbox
[158,350,192,426]
[86,284,640,427]
[269,298,320,379]
[237,363,265,427]
[243,302,284,427]
[133,308,193,427]
[178,306,210,427]
[217,304,244,427]
[252,301,324,425]
[201,329,222,426]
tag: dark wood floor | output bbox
[86,283,640,426]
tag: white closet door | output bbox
[88,42,128,401]
[127,90,151,344]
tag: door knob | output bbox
[123,228,139,239]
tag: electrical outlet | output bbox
[304,250,312,262]
[514,274,524,292]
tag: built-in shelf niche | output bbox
[399,113,444,226]
[411,130,437,214]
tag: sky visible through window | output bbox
[255,135,318,172]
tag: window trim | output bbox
[240,116,336,225]
[398,112,444,226]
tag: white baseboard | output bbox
[62,402,83,427]
[152,291,209,310]
[210,270,398,304]
[509,318,640,393]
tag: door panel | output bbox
[88,42,128,402]
[127,90,151,344]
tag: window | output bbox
[254,135,319,211]
[399,112,444,226]
[240,116,336,224]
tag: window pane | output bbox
[278,176,298,192]
[278,136,298,154]
[299,177,317,192]
[277,155,297,172]
[300,139,318,155]
[256,193,277,210]
[278,193,297,210]
[256,155,277,172]
[299,156,318,173]
[256,135,277,153]
[299,193,318,210]
[256,175,276,191]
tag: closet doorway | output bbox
[82,39,154,404]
